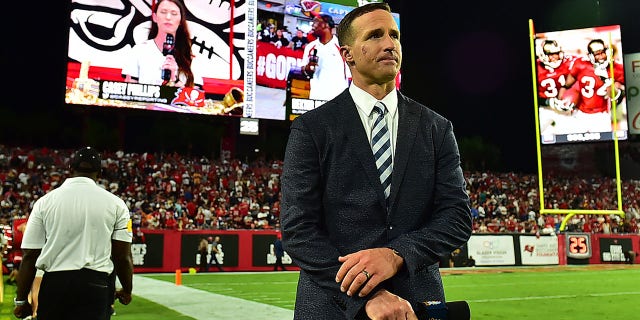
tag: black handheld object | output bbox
[304,48,318,79]
[414,300,470,320]
[309,48,318,64]
[161,34,175,81]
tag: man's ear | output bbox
[341,46,354,64]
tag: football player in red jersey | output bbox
[558,38,626,133]
[536,39,576,112]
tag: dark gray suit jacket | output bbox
[281,89,472,319]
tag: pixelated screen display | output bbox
[65,0,246,117]
[250,0,400,121]
[65,1,400,121]
[534,24,628,144]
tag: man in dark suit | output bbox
[273,234,287,271]
[281,3,472,320]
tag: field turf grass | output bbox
[2,264,638,319]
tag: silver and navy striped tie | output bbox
[371,101,392,200]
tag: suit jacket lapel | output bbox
[388,92,420,211]
[336,91,388,208]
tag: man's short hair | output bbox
[336,2,391,47]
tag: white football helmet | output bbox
[539,40,564,69]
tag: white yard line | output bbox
[468,291,640,303]
[133,274,294,320]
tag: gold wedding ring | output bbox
[361,270,371,280]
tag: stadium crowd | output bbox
[1,145,639,237]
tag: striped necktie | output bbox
[371,101,392,200]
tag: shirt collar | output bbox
[349,84,397,117]
[63,176,97,184]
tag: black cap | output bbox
[318,14,335,28]
[70,147,101,173]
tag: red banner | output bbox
[256,42,305,89]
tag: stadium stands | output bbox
[1,145,638,240]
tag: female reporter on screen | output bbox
[122,0,202,88]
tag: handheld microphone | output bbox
[162,34,175,82]
[309,48,318,63]
[414,300,470,320]
[305,48,318,79]
[444,301,470,320]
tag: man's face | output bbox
[589,43,608,64]
[346,9,401,84]
[311,17,327,37]
[592,49,607,63]
[543,46,560,63]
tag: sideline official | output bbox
[13,147,134,320]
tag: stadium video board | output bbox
[534,24,629,144]
[248,0,400,120]
[625,53,640,135]
[65,0,399,121]
[65,0,246,117]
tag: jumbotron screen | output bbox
[534,24,629,144]
[249,0,400,121]
[65,0,246,117]
[65,0,399,121]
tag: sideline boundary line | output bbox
[133,274,294,320]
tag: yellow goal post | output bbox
[528,19,625,231]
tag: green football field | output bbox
[2,265,639,319]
